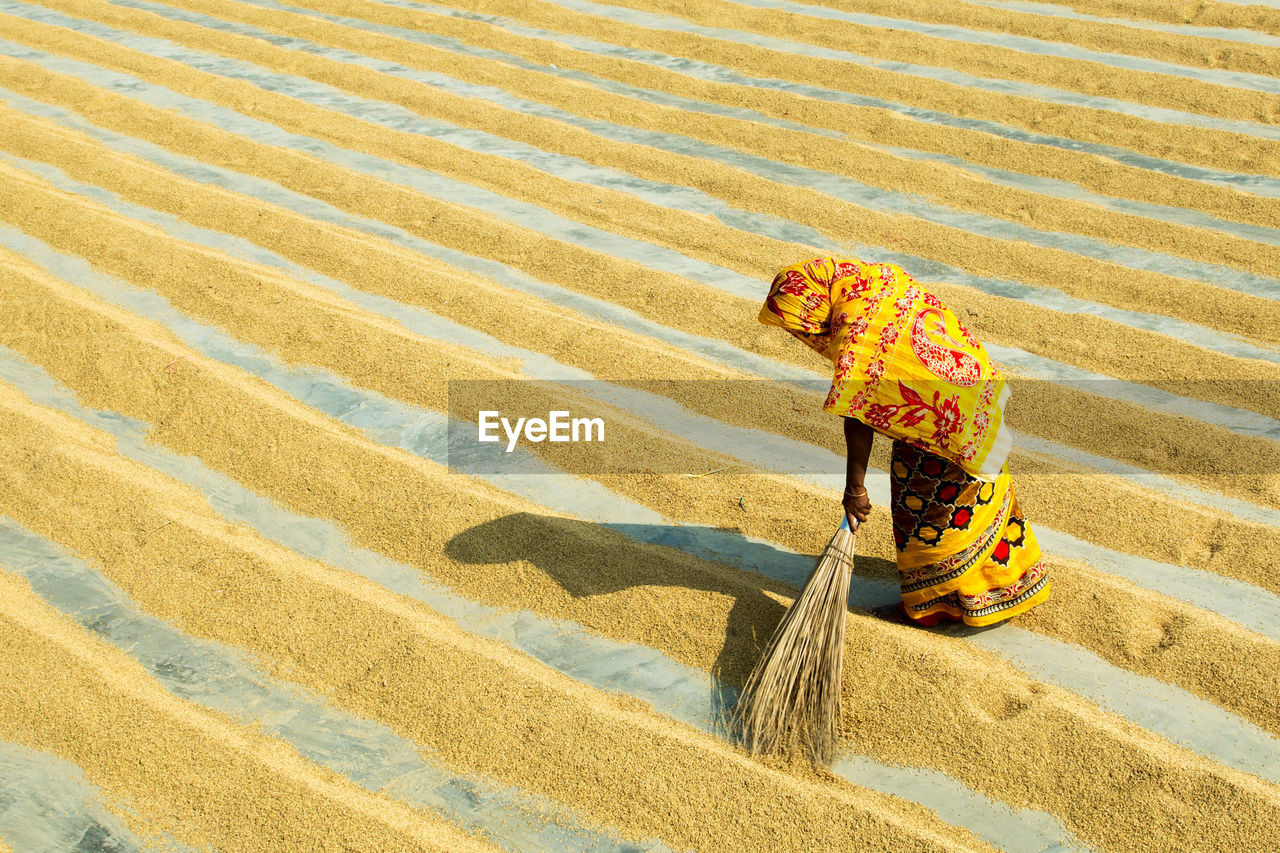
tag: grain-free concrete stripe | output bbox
[391,0,1280,197]
[958,627,1280,785]
[97,0,1280,300]
[721,0,1280,95]
[201,0,1280,246]
[0,742,195,853]
[534,0,1280,140]
[861,141,1280,249]
[1034,525,1280,643]
[967,0,1280,47]
[0,352,1096,853]
[1011,431,1280,527]
[0,518,671,853]
[3,37,1277,369]
[989,0,1280,21]
[980,343,1280,441]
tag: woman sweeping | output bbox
[761,256,1050,628]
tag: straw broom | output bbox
[728,516,856,765]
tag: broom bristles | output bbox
[728,523,856,765]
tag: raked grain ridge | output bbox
[0,0,1277,850]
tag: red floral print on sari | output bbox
[860,381,968,443]
[911,307,981,386]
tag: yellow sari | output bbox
[762,257,1049,627]
[760,256,1011,481]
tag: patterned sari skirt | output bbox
[890,440,1050,627]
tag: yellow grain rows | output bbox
[0,0,1277,850]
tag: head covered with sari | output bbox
[761,257,1012,481]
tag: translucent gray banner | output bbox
[446,379,1280,476]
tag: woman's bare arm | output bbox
[843,416,873,526]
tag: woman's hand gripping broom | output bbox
[728,516,856,765]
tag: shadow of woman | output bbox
[444,511,900,732]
